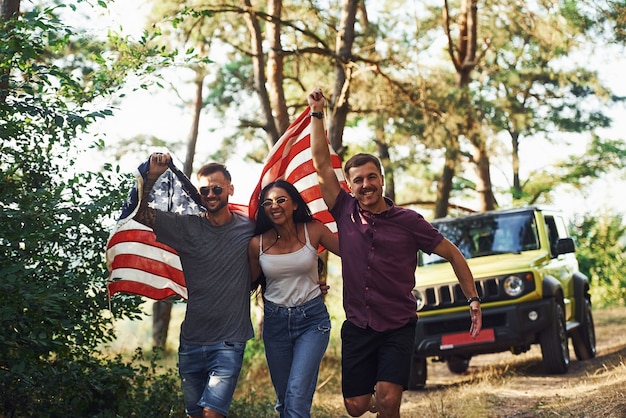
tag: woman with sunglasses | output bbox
[248,180,340,418]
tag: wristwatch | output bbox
[467,296,482,304]
[310,111,324,119]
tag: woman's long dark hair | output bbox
[253,180,313,235]
[251,180,316,294]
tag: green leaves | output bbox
[572,213,626,307]
[1,3,181,416]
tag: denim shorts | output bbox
[178,341,246,416]
[341,317,417,398]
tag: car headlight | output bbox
[503,275,524,297]
[413,289,425,311]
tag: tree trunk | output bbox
[378,141,395,202]
[441,0,496,215]
[0,0,19,18]
[473,143,496,211]
[373,117,395,201]
[434,148,457,219]
[183,70,204,177]
[511,131,522,199]
[0,0,20,104]
[267,0,289,136]
[152,301,172,349]
[329,0,359,158]
[242,0,279,147]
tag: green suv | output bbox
[409,206,596,389]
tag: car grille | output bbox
[414,272,536,312]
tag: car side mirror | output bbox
[556,237,576,255]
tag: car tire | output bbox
[540,301,570,374]
[446,355,470,374]
[572,298,596,360]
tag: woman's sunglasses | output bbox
[199,185,224,196]
[260,196,289,208]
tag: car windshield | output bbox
[421,211,540,266]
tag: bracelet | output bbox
[467,296,482,304]
[310,111,324,119]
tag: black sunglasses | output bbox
[199,185,224,196]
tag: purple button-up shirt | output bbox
[331,189,444,332]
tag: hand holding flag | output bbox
[106,156,206,300]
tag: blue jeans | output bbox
[178,341,245,417]
[263,296,331,418]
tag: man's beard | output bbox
[205,199,227,213]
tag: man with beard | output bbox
[307,89,482,418]
[134,153,254,418]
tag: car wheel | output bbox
[446,355,470,374]
[572,298,596,360]
[540,301,570,374]
[407,356,427,390]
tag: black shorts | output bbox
[340,318,417,398]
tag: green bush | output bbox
[0,5,183,416]
[572,213,626,307]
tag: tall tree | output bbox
[478,0,616,204]
[414,0,620,214]
[328,0,359,156]
[437,0,495,217]
[266,0,290,134]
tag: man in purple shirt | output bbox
[308,88,482,418]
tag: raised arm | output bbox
[432,238,483,338]
[307,88,342,211]
[134,152,170,228]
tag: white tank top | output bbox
[259,223,321,307]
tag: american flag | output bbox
[107,106,346,300]
[106,159,203,300]
[248,106,348,231]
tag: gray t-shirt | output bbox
[154,211,255,345]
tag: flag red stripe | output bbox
[107,281,181,300]
[299,184,324,203]
[248,106,347,229]
[285,160,316,185]
[248,107,314,218]
[284,133,311,158]
[106,229,178,254]
[111,254,185,285]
